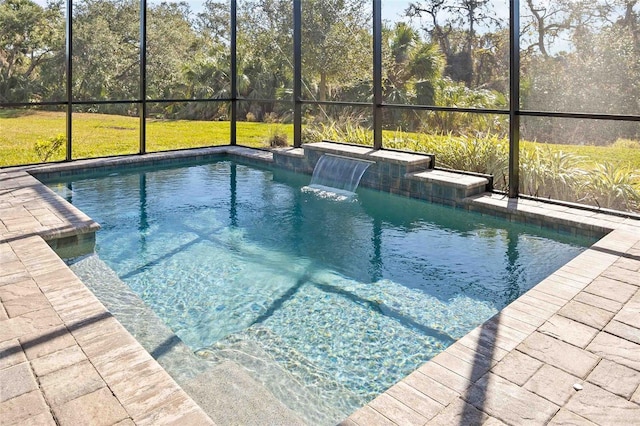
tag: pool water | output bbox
[48,160,594,423]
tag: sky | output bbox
[381,0,510,33]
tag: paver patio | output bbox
[1,147,639,425]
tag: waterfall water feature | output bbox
[304,154,373,199]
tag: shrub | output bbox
[428,79,508,136]
[263,112,280,124]
[434,134,508,177]
[34,134,65,162]
[613,139,640,150]
[266,125,288,148]
[302,118,373,146]
[579,162,640,211]
[519,146,584,201]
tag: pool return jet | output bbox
[303,154,374,199]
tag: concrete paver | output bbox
[613,257,640,272]
[0,362,38,402]
[633,387,640,405]
[0,390,51,425]
[432,349,492,382]
[557,300,615,330]
[490,350,543,386]
[573,291,623,313]
[586,332,640,371]
[584,276,638,303]
[538,314,599,348]
[526,288,567,308]
[30,344,87,377]
[547,409,597,426]
[344,405,395,426]
[517,332,600,378]
[425,397,492,425]
[52,387,129,426]
[368,393,429,426]
[524,364,581,405]
[418,359,473,394]
[0,339,26,370]
[601,265,640,285]
[0,304,8,321]
[604,320,640,345]
[401,370,459,406]
[464,372,559,425]
[385,381,444,420]
[587,359,640,399]
[20,325,77,360]
[614,292,640,328]
[39,360,106,407]
[565,383,640,425]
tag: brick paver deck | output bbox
[2,148,640,425]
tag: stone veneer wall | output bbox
[273,141,490,206]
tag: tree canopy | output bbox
[1,0,639,141]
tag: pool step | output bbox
[197,326,359,425]
[70,255,308,424]
[68,255,207,381]
[181,361,306,426]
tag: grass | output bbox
[1,109,638,172]
[522,141,640,172]
[0,110,294,166]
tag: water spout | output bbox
[304,154,373,199]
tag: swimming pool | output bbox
[47,159,594,424]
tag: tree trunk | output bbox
[319,71,327,102]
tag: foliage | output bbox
[407,0,503,86]
[303,115,509,175]
[429,79,507,135]
[520,1,640,145]
[613,139,640,150]
[433,134,508,177]
[301,0,371,102]
[519,146,584,201]
[302,117,373,146]
[0,0,64,102]
[580,163,640,211]
[518,147,640,211]
[382,22,445,106]
[266,124,288,148]
[237,0,292,104]
[71,0,140,104]
[34,133,64,162]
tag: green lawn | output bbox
[1,109,639,175]
[521,141,640,171]
[0,110,293,166]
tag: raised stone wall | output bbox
[273,141,490,206]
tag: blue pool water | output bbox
[48,160,594,423]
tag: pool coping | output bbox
[1,146,639,425]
